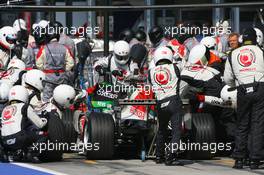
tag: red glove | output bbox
[86,85,97,95]
[196,94,205,102]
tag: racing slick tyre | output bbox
[84,112,114,160]
[38,113,65,162]
[62,109,78,146]
[187,113,215,160]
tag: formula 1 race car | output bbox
[77,70,156,160]
[73,65,216,160]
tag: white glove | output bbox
[74,89,87,101]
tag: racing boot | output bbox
[30,156,41,163]
[165,153,184,166]
[243,158,250,167]
[27,149,41,163]
[250,160,262,170]
[0,146,10,163]
[0,150,12,163]
[0,153,10,163]
[155,156,165,164]
[232,159,244,169]
[27,153,41,163]
[13,150,25,162]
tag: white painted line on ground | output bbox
[12,162,69,175]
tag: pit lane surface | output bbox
[2,154,264,175]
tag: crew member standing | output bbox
[224,28,264,169]
[149,46,183,166]
[36,23,74,102]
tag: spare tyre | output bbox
[187,113,215,160]
[38,113,65,162]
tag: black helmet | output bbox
[242,27,257,44]
[148,26,163,45]
[119,29,134,43]
[33,26,47,46]
[17,29,29,47]
[76,39,92,65]
[46,22,60,42]
[129,43,147,65]
[135,30,146,42]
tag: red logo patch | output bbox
[2,106,16,121]
[238,50,255,67]
[154,70,170,85]
[3,110,12,120]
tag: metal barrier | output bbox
[1,2,263,55]
[1,2,264,11]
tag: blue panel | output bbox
[0,163,53,175]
